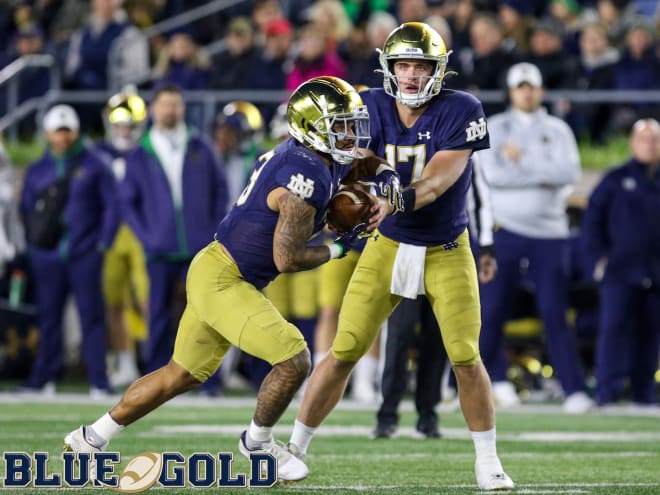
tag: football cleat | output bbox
[64,426,108,481]
[475,457,515,490]
[238,431,309,483]
[371,423,397,439]
[492,381,521,408]
[563,391,594,414]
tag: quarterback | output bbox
[288,23,514,490]
[63,77,394,483]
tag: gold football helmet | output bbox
[103,86,147,151]
[218,100,264,136]
[378,22,451,108]
[288,76,370,165]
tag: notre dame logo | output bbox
[465,117,487,142]
[286,173,315,199]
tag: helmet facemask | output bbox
[311,104,370,164]
[288,77,371,165]
[377,22,452,108]
[379,50,450,108]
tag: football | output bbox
[327,187,373,234]
[116,452,163,493]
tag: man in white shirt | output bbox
[478,62,593,414]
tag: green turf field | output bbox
[1,395,659,494]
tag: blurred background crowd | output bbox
[0,0,659,420]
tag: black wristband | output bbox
[399,187,416,214]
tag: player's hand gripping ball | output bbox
[327,187,373,234]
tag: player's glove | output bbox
[329,223,367,259]
[375,168,400,196]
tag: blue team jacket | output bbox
[582,158,660,287]
[21,139,119,259]
[121,129,228,260]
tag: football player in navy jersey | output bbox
[289,23,514,490]
[63,76,395,483]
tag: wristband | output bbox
[396,187,416,215]
[328,242,344,259]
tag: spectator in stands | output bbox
[547,0,583,54]
[343,11,397,88]
[526,18,578,89]
[478,63,593,413]
[65,0,149,92]
[610,23,660,131]
[286,22,347,92]
[593,0,640,47]
[33,0,89,46]
[246,17,294,121]
[569,22,618,143]
[19,105,119,397]
[307,0,353,49]
[95,89,149,389]
[447,0,477,57]
[582,118,660,407]
[120,84,228,374]
[152,30,210,90]
[497,0,536,54]
[64,0,149,133]
[252,0,284,40]
[461,13,518,113]
[397,0,429,24]
[0,26,52,137]
[210,17,259,90]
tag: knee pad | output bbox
[331,325,369,363]
[447,340,481,367]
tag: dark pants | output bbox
[377,296,447,428]
[144,259,189,373]
[27,250,108,389]
[596,285,660,405]
[480,228,586,395]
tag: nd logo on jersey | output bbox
[465,117,487,142]
[287,173,315,199]
[3,451,276,492]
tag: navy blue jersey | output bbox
[361,88,489,245]
[216,139,349,289]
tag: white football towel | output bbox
[390,242,426,299]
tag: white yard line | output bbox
[1,392,659,417]
[142,424,660,442]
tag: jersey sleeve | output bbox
[273,150,330,212]
[436,92,490,152]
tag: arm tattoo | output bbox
[273,192,330,272]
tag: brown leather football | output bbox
[327,187,373,234]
